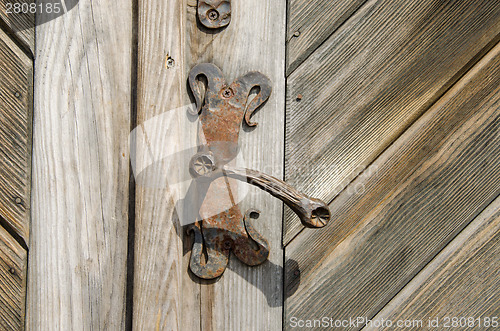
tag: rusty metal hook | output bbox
[198,0,231,29]
[186,63,330,279]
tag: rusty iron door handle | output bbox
[198,0,231,29]
[186,63,330,279]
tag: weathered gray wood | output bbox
[286,0,367,75]
[0,225,27,331]
[27,0,133,329]
[367,195,500,331]
[133,0,286,329]
[132,0,200,329]
[284,41,500,329]
[0,28,32,244]
[199,1,285,328]
[0,0,34,52]
[284,0,500,243]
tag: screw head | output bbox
[14,197,22,205]
[310,207,330,227]
[189,152,216,178]
[9,267,15,275]
[207,9,219,21]
[223,240,232,250]
[221,88,234,99]
[14,92,21,98]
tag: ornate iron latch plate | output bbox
[187,63,330,279]
[198,0,231,29]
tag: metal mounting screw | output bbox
[14,197,22,205]
[223,240,232,250]
[14,92,21,98]
[222,88,234,99]
[189,152,216,177]
[9,267,16,275]
[207,9,219,22]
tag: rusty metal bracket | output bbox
[186,63,331,279]
[198,0,231,29]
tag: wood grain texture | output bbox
[133,0,286,329]
[0,225,27,330]
[0,28,32,244]
[132,0,200,329]
[284,0,500,243]
[0,0,34,52]
[27,0,132,329]
[367,195,500,331]
[286,0,367,75]
[284,41,500,329]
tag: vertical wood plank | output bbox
[133,0,286,329]
[200,1,286,329]
[132,0,200,329]
[0,226,27,330]
[27,0,133,329]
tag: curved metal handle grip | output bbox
[222,167,331,228]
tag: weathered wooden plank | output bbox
[284,0,500,243]
[0,0,34,52]
[286,0,367,75]
[199,1,286,329]
[0,226,27,330]
[132,0,200,329]
[133,0,286,329]
[284,41,500,329]
[367,195,500,331]
[0,28,32,244]
[26,0,132,329]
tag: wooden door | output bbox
[284,0,500,329]
[0,0,498,330]
[26,0,285,330]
